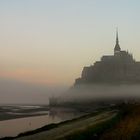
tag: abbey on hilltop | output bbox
[75,31,140,85]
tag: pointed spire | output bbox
[116,27,119,44]
[114,28,121,54]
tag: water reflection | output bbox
[0,107,83,138]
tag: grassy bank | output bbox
[56,110,120,140]
[100,103,140,140]
[64,103,140,140]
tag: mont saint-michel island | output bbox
[49,31,140,107]
[75,31,140,86]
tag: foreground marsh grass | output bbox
[101,104,140,140]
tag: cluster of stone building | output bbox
[75,31,140,85]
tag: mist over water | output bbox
[0,78,66,105]
[1,76,140,105]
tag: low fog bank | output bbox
[58,84,140,103]
[0,78,66,105]
[2,78,140,105]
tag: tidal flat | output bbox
[0,105,85,139]
[0,105,49,121]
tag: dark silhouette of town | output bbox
[75,30,140,85]
[49,31,140,106]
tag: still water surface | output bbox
[0,107,83,138]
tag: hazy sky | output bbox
[0,0,140,87]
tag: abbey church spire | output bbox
[114,28,121,55]
[116,29,119,44]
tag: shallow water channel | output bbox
[0,106,83,138]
